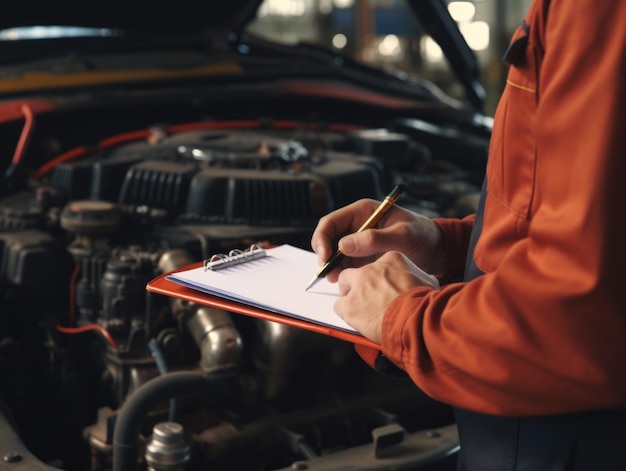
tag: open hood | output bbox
[0,0,264,34]
[1,0,485,112]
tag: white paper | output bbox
[166,244,359,334]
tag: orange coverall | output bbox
[380,0,626,416]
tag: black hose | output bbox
[147,338,177,422]
[112,370,232,471]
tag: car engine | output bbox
[0,110,488,470]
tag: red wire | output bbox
[167,120,261,133]
[31,146,93,180]
[98,129,153,148]
[30,119,366,180]
[56,324,119,350]
[12,104,35,165]
[68,263,81,327]
[58,261,118,350]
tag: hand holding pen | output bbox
[306,183,406,290]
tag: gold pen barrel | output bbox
[355,182,405,233]
[355,198,393,233]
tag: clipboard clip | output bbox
[204,243,267,271]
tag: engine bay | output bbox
[0,106,487,470]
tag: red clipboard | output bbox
[146,263,381,350]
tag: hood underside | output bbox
[0,1,264,33]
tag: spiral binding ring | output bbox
[204,243,267,271]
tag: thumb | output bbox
[338,231,380,258]
[337,233,358,255]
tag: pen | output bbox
[305,182,406,291]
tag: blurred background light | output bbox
[421,36,444,63]
[332,33,348,49]
[333,0,355,8]
[460,21,490,51]
[258,0,309,17]
[378,34,401,57]
[319,0,333,14]
[448,2,476,22]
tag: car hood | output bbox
[0,0,263,33]
[0,0,486,114]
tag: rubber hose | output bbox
[112,371,232,471]
[147,338,177,422]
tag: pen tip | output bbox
[305,276,319,291]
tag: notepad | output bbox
[165,244,359,335]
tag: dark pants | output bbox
[454,408,626,471]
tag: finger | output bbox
[333,270,353,320]
[311,214,343,262]
[311,199,380,261]
[311,229,335,264]
[333,289,356,327]
[339,230,379,257]
[324,265,343,284]
[336,268,354,297]
[339,223,408,258]
[333,296,346,320]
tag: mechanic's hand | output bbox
[335,251,440,344]
[310,198,446,282]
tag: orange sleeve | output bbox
[432,215,475,283]
[381,0,626,416]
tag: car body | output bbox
[0,1,490,470]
